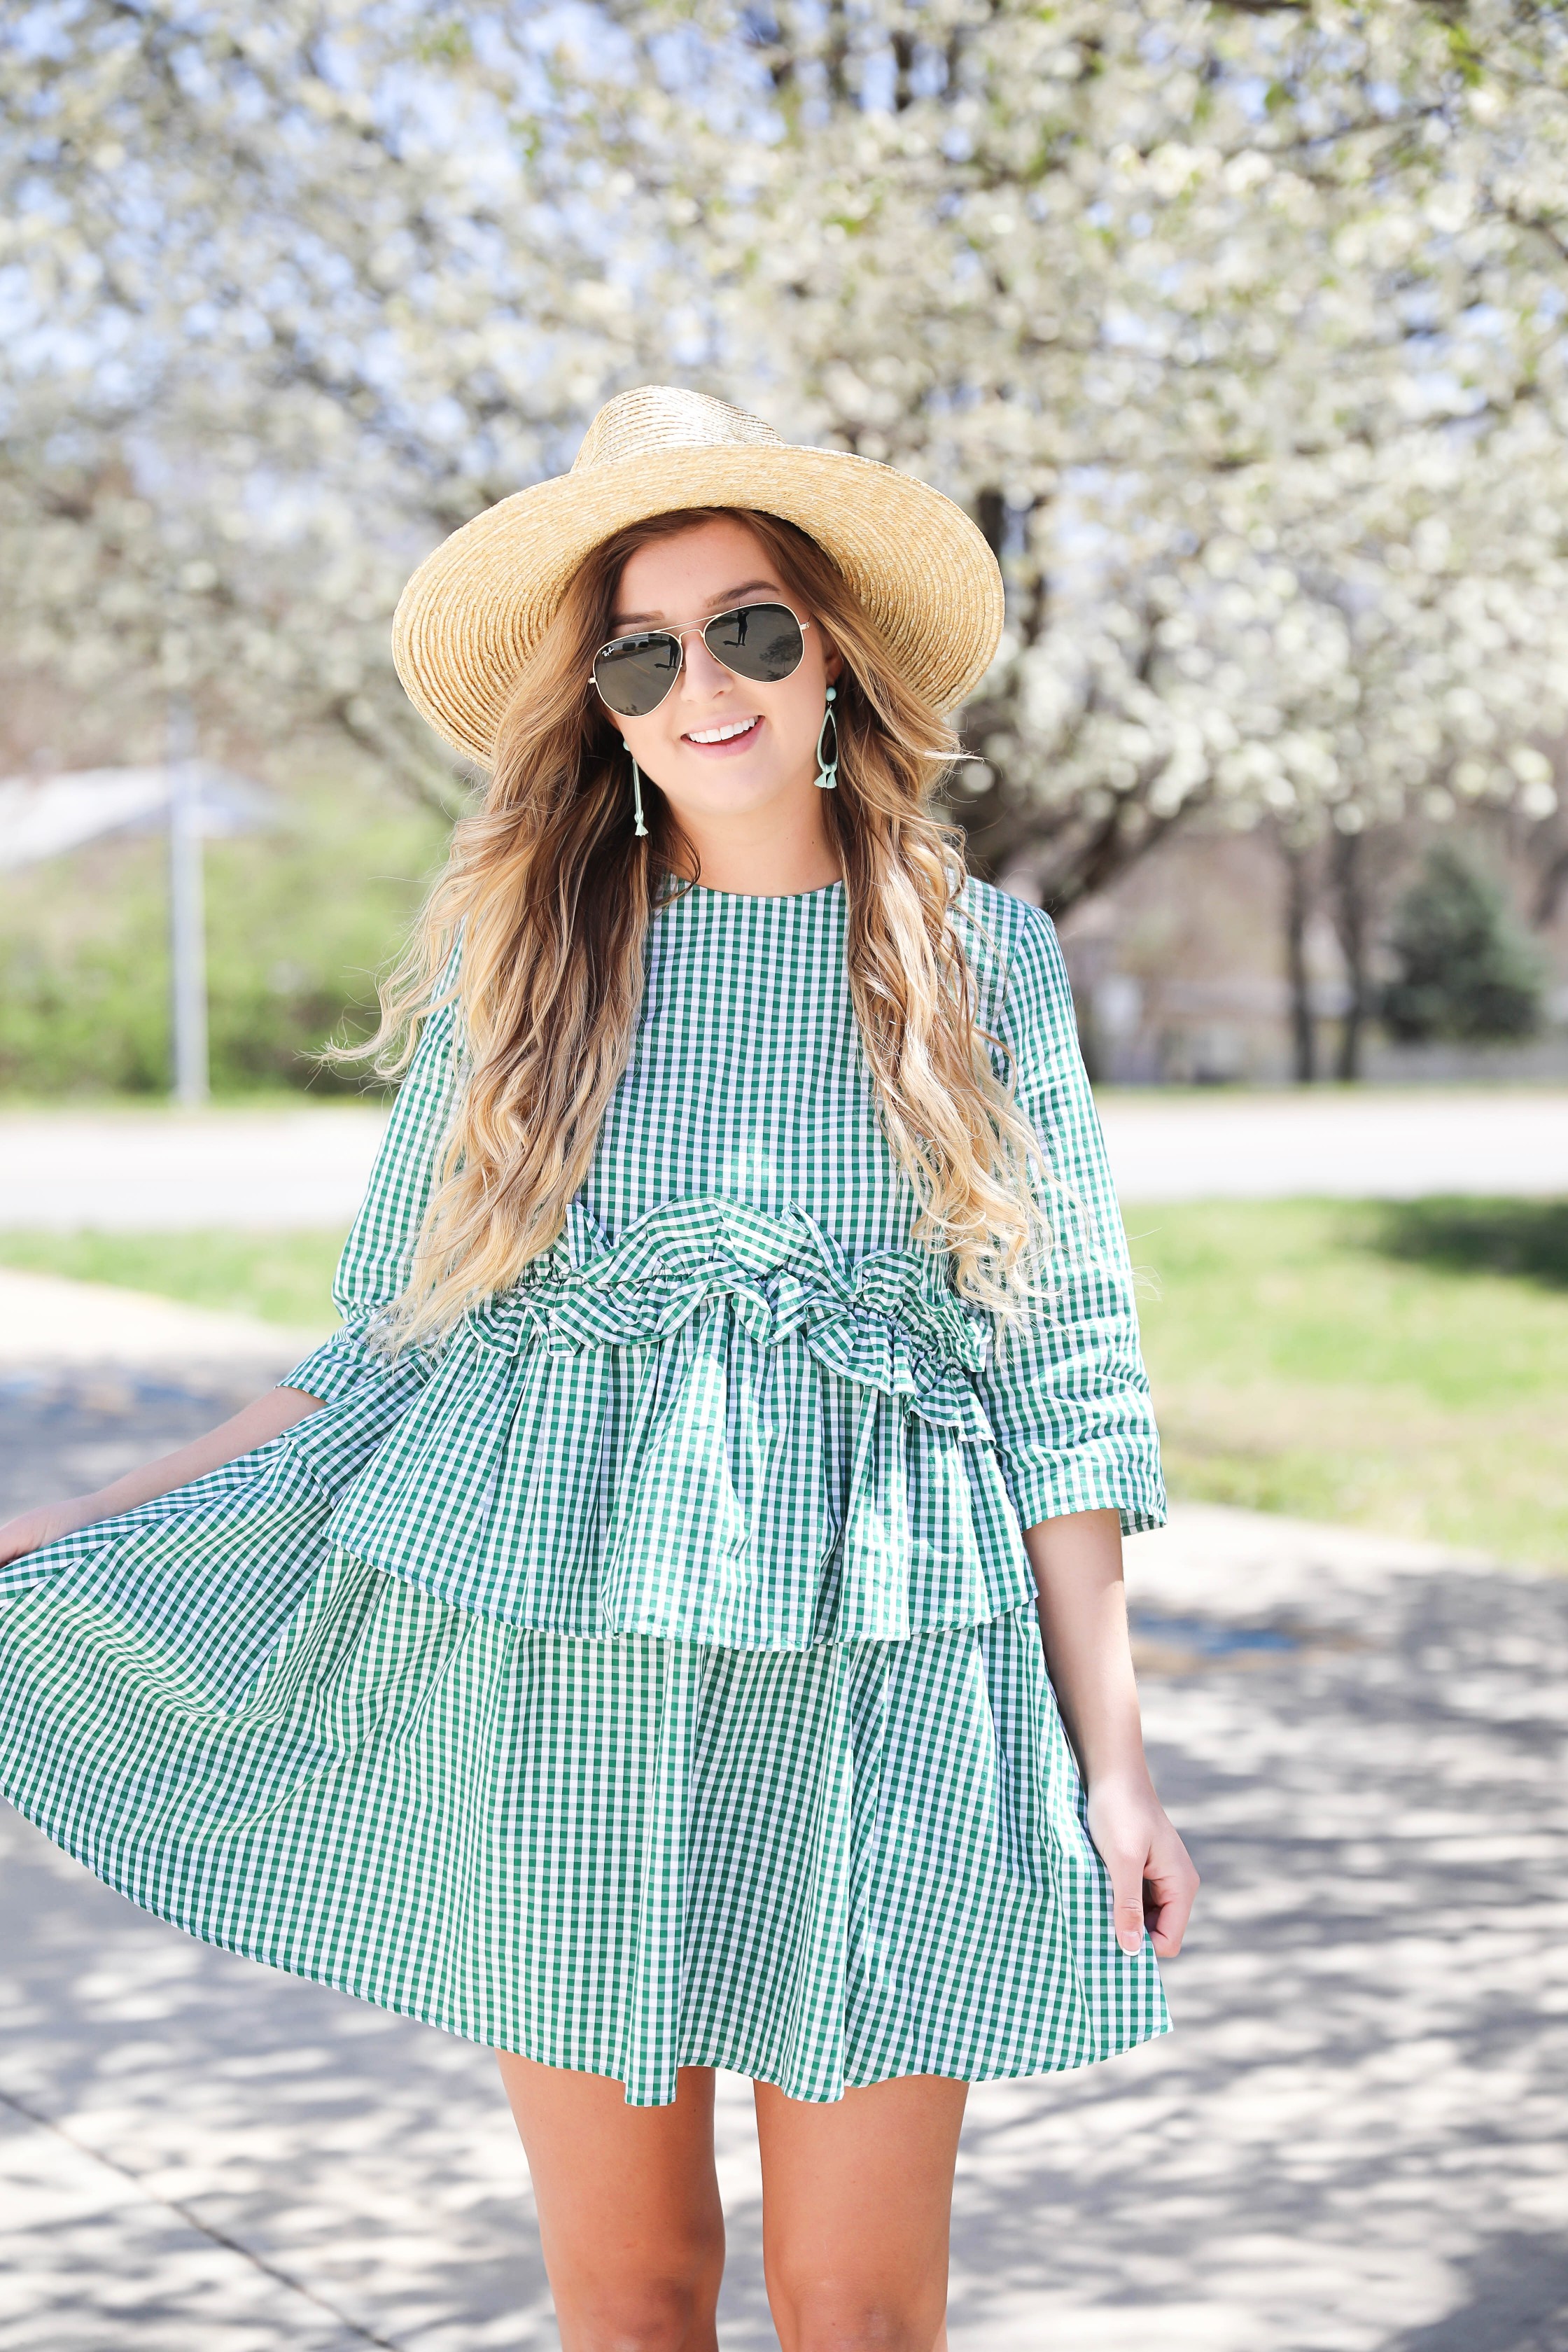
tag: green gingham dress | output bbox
[0,876,1169,2106]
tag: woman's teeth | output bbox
[685,718,760,743]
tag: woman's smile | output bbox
[682,713,764,754]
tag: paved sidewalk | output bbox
[2,1087,1567,1228]
[0,1266,325,1367]
[0,1105,386,1231]
[4,1341,1566,2351]
[1100,1086,1568,1201]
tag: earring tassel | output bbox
[631,755,648,837]
[814,685,839,790]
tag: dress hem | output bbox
[3,1772,1170,2107]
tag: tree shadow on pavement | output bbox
[1366,1197,1568,1289]
[940,1563,1568,2352]
[0,1802,556,2352]
[1379,2234,1568,2352]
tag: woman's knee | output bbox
[553,2204,726,2348]
[563,2266,721,2351]
[769,2278,943,2351]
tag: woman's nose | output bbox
[678,628,732,698]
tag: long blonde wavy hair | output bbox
[339,506,1054,1352]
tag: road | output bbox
[3,1359,1566,2350]
[1,1087,1567,1228]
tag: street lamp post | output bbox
[166,701,209,1108]
[0,749,277,1107]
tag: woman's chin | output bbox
[662,764,803,820]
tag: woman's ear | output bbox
[819,627,844,686]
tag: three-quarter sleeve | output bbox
[274,993,464,1491]
[967,899,1166,1538]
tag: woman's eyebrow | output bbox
[610,578,783,629]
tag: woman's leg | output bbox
[496,2054,725,2352]
[753,2073,969,2352]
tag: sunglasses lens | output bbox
[704,604,805,683]
[593,633,681,718]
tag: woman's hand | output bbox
[0,1384,326,1572]
[1086,1768,1200,1959]
[1023,1507,1200,1963]
[0,1492,104,1569]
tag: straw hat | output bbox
[391,385,1004,762]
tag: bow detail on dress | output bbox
[463,1196,994,1439]
[313,1194,1037,1650]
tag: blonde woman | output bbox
[0,388,1197,2352]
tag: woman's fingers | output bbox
[1142,1828,1200,1958]
[0,1495,93,1567]
[1086,1780,1200,1961]
[1107,1848,1151,1956]
[0,1508,48,1567]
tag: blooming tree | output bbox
[585,0,1568,921]
[5,0,1567,956]
[0,0,660,802]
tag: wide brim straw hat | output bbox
[391,385,1004,763]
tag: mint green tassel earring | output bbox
[814,685,839,790]
[631,754,648,837]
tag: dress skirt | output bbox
[0,1429,1168,2107]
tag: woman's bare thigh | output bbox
[753,2073,969,2352]
[496,2054,724,2352]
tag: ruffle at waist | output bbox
[462,1196,994,1438]
[290,1194,1037,1650]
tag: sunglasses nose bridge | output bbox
[676,622,734,694]
[656,623,718,698]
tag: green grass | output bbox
[0,755,447,1098]
[1127,1198,1568,1569]
[0,1230,344,1337]
[4,1198,1565,1567]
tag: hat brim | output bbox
[391,444,1004,762]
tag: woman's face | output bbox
[598,516,841,840]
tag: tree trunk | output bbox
[1532,827,1568,928]
[1330,827,1369,1083]
[975,487,1007,564]
[1282,832,1317,1084]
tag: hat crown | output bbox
[571,385,783,475]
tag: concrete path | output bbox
[3,1349,1567,2349]
[0,1266,326,1366]
[0,1105,387,1231]
[1100,1086,1568,1203]
[2,1088,1567,1229]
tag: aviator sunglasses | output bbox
[590,601,811,719]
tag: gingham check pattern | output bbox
[1,878,1170,2103]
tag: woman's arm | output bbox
[1,983,468,1576]
[0,1384,325,1568]
[965,902,1166,1541]
[1026,1505,1199,1959]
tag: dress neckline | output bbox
[659,878,845,909]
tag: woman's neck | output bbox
[666,808,841,898]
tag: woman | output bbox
[0,386,1197,2352]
